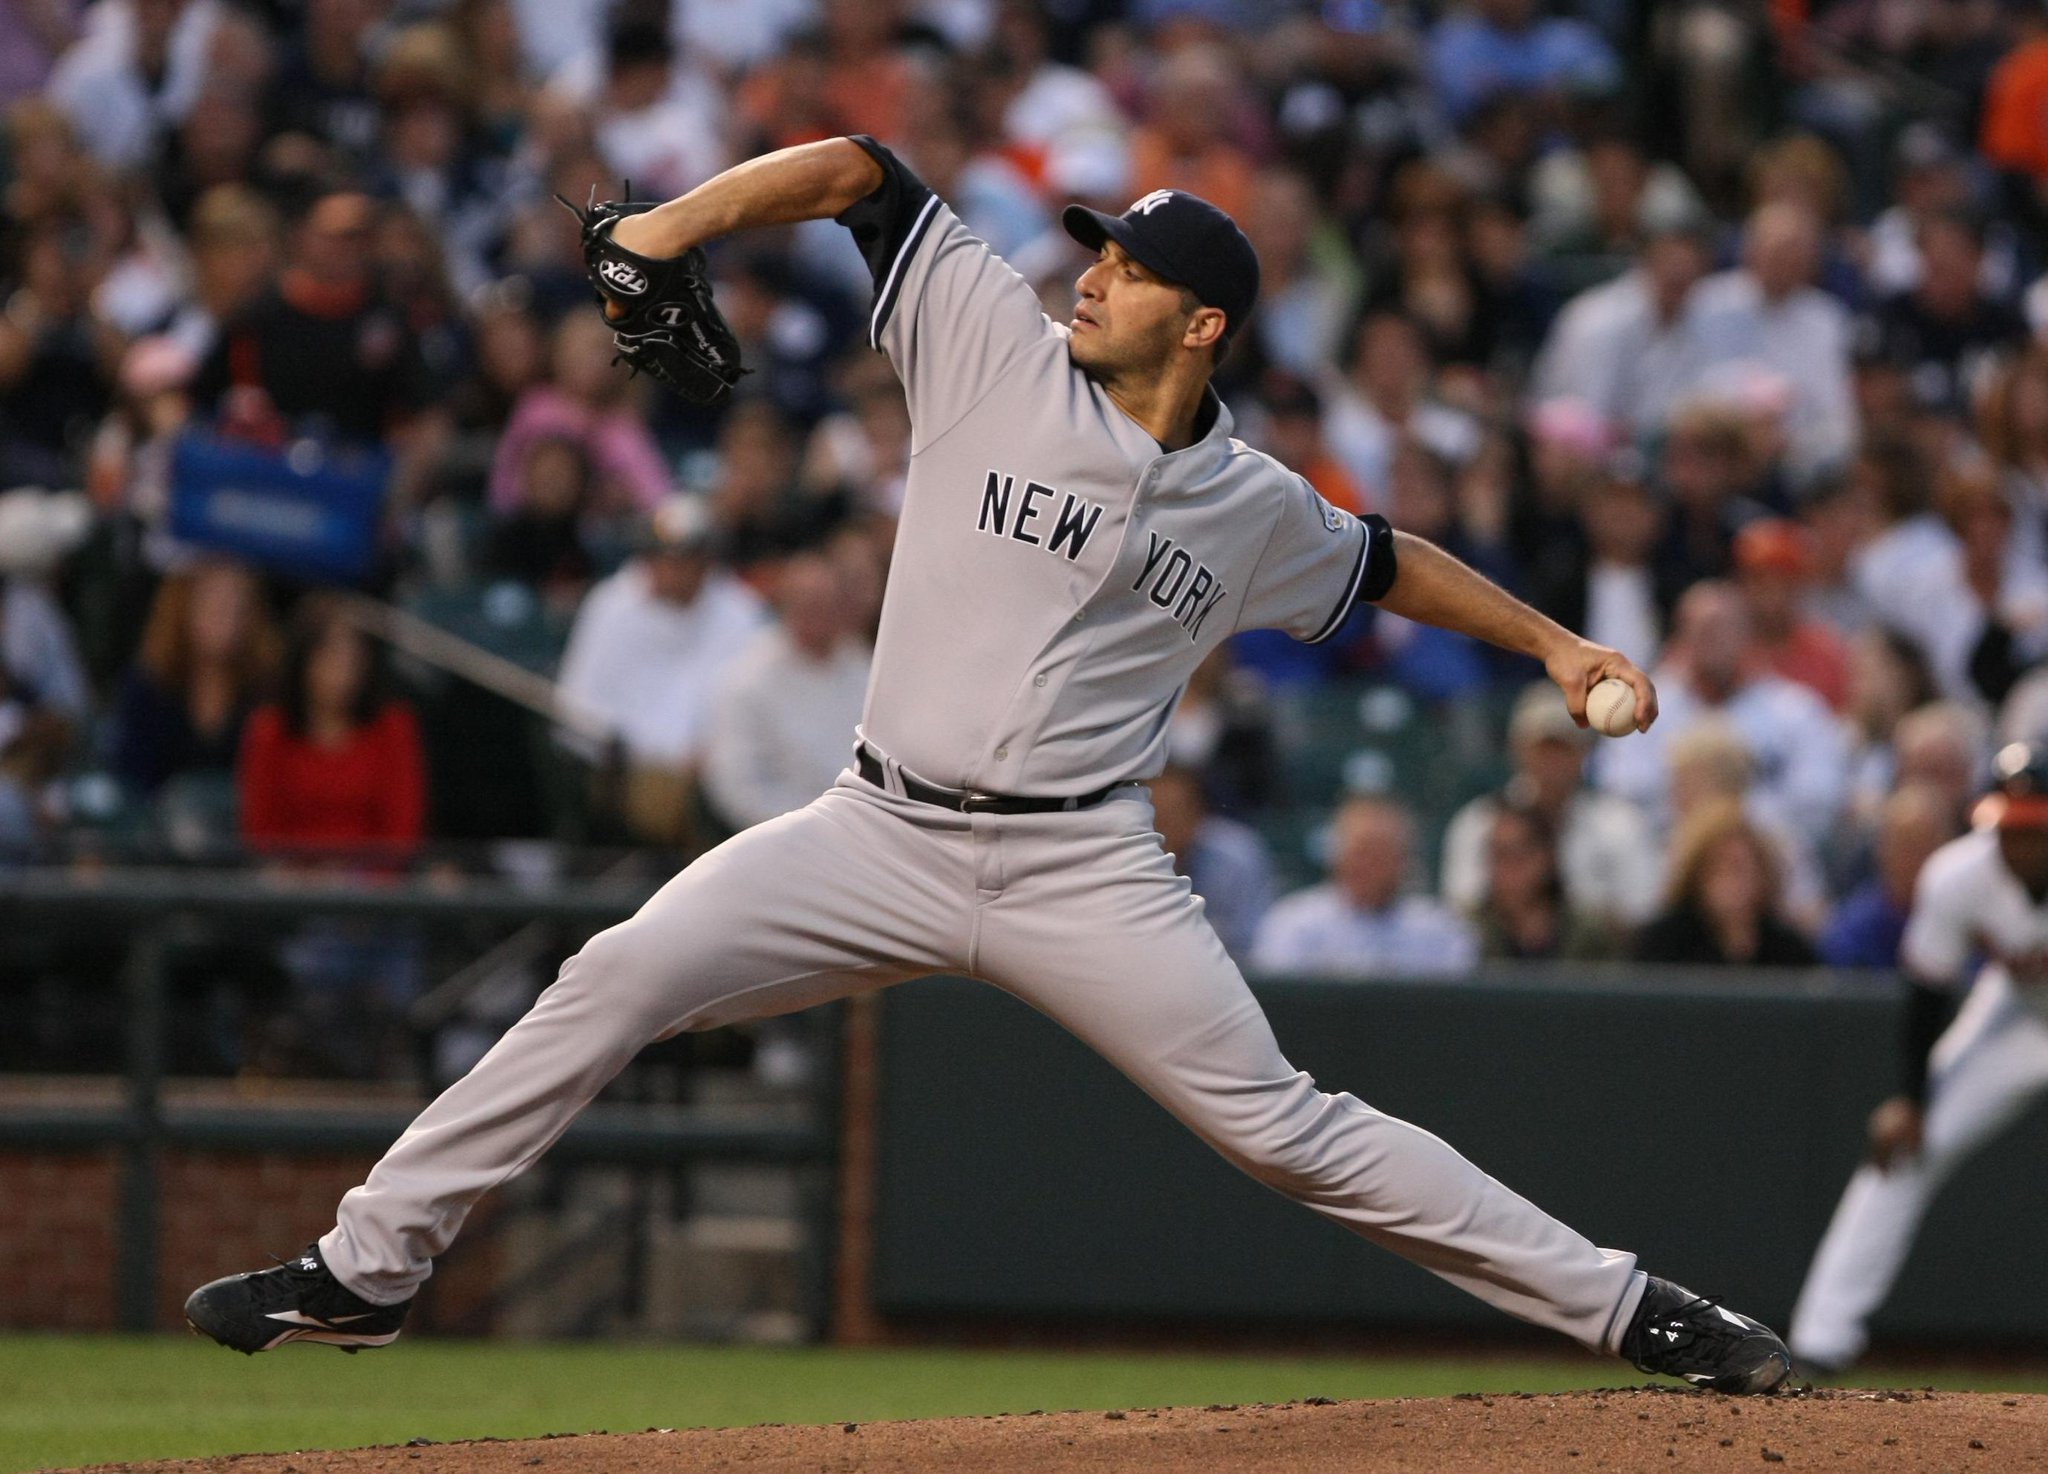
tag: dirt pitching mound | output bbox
[66,1386,2048,1473]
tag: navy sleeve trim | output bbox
[833,135,937,348]
[1305,514,1395,645]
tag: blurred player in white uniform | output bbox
[1791,742,2048,1371]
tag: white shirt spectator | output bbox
[557,562,767,767]
[702,626,871,830]
[1003,62,1121,151]
[1440,788,1663,927]
[511,0,814,83]
[45,0,219,170]
[1583,561,1662,672]
[1593,668,1850,846]
[1685,269,1858,479]
[1,578,90,723]
[1320,383,1481,498]
[1529,268,1701,439]
[544,54,728,204]
[1251,886,1479,979]
[1853,511,2048,703]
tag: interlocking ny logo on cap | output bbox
[1130,190,1176,215]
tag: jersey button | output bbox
[994,746,1009,761]
[1034,674,1047,687]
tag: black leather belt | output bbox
[856,745,1123,815]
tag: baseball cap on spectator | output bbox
[1507,682,1592,747]
[1638,190,1716,245]
[1061,190,1260,343]
[1732,518,1809,580]
[1527,397,1614,459]
[1044,131,1132,205]
[642,494,716,555]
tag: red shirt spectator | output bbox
[238,599,425,856]
[1734,518,1851,711]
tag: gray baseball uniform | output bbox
[319,141,1648,1351]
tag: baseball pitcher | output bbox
[187,137,1789,1392]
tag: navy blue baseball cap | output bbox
[1062,189,1260,341]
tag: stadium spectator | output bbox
[1819,785,1957,970]
[1251,794,1479,979]
[1166,646,1278,813]
[0,495,92,854]
[1634,800,1817,968]
[488,312,670,520]
[237,597,426,859]
[1889,701,1991,835]
[1684,201,1857,481]
[1976,349,2048,568]
[191,190,446,492]
[1860,211,2026,420]
[44,0,220,171]
[1469,796,1622,962]
[1255,371,1368,517]
[556,494,767,841]
[1359,162,1496,371]
[485,435,600,605]
[544,8,728,205]
[1322,309,1479,502]
[1595,580,1848,846]
[151,185,282,365]
[1527,195,1714,439]
[1525,454,1673,672]
[710,399,841,575]
[1731,518,1850,711]
[111,558,279,797]
[1238,168,1356,380]
[1837,627,1939,841]
[1363,436,1516,700]
[0,218,123,488]
[986,0,1121,158]
[701,552,870,833]
[1426,0,1619,127]
[1795,469,1881,636]
[1147,764,1275,963]
[1663,719,1827,936]
[1125,44,1256,225]
[1653,399,1772,591]
[1442,681,1661,929]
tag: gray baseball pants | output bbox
[321,771,1647,1350]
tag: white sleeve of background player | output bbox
[1899,837,1984,986]
[1234,471,1396,642]
[836,136,1055,450]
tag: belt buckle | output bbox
[959,791,1006,814]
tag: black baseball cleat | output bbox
[1620,1276,1793,1394]
[184,1245,411,1354]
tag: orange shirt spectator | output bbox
[1983,36,2048,179]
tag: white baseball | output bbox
[1586,678,1638,737]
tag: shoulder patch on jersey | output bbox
[1320,500,1346,533]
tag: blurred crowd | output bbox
[10,0,2048,1073]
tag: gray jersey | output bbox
[309,141,1655,1367]
[837,138,1394,795]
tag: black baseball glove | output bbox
[558,191,748,405]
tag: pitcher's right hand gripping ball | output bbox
[559,191,748,404]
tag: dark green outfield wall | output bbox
[870,968,2048,1346]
